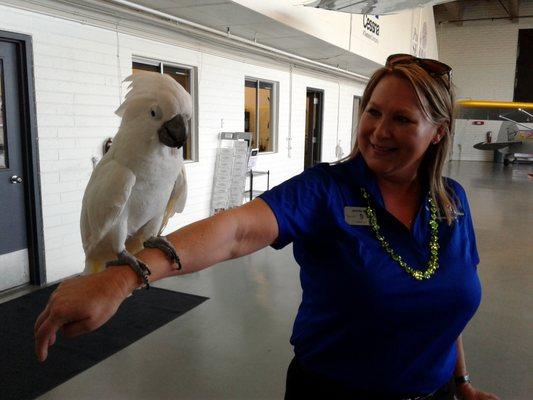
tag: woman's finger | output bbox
[35,317,62,362]
[34,302,52,336]
[48,330,57,347]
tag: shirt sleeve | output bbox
[448,179,480,266]
[259,164,334,249]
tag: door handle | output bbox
[10,175,23,184]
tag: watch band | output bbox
[454,374,472,385]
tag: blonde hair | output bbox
[347,63,458,225]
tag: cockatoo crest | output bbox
[115,71,192,123]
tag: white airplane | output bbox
[458,100,533,166]
[299,0,453,14]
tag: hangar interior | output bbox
[0,0,531,399]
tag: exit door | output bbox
[305,89,323,169]
[0,40,31,291]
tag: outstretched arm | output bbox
[123,197,278,291]
[35,198,278,361]
[454,335,500,400]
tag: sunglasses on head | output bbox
[385,53,452,87]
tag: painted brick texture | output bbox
[0,4,365,282]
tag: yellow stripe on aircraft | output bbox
[457,100,533,109]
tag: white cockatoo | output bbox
[80,71,192,284]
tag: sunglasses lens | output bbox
[420,60,451,75]
[386,54,414,66]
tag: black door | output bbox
[514,29,533,102]
[304,89,323,169]
[0,40,30,291]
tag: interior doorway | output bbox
[514,29,533,102]
[304,88,324,169]
[0,31,44,291]
[351,96,361,149]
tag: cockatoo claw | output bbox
[143,236,182,270]
[105,250,152,289]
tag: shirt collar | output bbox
[348,154,431,212]
[348,153,385,208]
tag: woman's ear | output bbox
[432,124,446,145]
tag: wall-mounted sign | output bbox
[362,14,380,43]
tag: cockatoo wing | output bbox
[81,159,136,254]
[158,164,187,235]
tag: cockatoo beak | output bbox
[157,114,189,148]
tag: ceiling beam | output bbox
[508,0,519,21]
[444,1,464,26]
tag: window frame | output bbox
[351,95,361,149]
[132,56,199,162]
[244,76,279,154]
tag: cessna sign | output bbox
[363,14,380,43]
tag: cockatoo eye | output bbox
[150,105,163,120]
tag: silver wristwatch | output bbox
[454,374,472,385]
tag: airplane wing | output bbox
[457,100,533,162]
[473,141,522,151]
[301,0,453,15]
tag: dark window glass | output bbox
[163,65,192,160]
[258,81,273,152]
[132,61,160,74]
[245,79,274,152]
[0,60,7,169]
[244,80,258,148]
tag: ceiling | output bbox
[434,0,528,25]
[75,1,532,77]
[458,107,533,122]
[111,0,382,76]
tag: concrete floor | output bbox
[30,161,532,399]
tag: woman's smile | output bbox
[370,143,398,156]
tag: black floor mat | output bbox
[0,284,208,400]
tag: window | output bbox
[132,59,197,161]
[0,60,7,169]
[244,78,277,153]
[351,96,361,149]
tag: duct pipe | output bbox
[105,0,369,82]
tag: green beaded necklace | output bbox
[360,188,440,281]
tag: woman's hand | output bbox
[34,267,135,362]
[456,383,500,400]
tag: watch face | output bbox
[455,375,471,385]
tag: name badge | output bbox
[344,206,370,226]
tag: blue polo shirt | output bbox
[259,155,481,395]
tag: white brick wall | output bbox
[436,1,533,161]
[0,4,369,282]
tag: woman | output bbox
[35,54,499,399]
